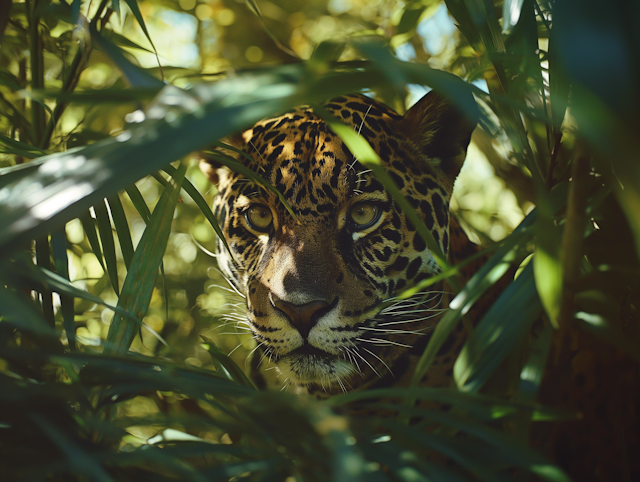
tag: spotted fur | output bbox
[200,91,479,395]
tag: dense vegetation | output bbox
[0,0,638,480]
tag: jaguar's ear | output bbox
[198,131,245,185]
[396,90,478,190]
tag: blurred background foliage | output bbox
[0,0,638,480]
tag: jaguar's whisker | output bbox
[361,327,428,335]
[357,104,373,136]
[357,337,413,348]
[245,341,266,367]
[375,313,445,326]
[341,346,363,376]
[228,335,257,356]
[361,347,394,378]
[336,375,347,393]
[352,347,382,378]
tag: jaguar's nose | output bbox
[271,296,334,338]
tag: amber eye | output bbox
[349,202,380,230]
[245,205,273,232]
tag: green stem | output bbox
[26,0,45,147]
[41,0,110,149]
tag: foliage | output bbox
[0,0,638,481]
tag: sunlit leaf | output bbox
[94,199,120,296]
[454,263,543,392]
[106,194,134,270]
[51,230,76,350]
[104,164,185,355]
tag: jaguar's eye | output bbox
[349,202,381,230]
[245,205,273,232]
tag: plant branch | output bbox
[26,0,45,147]
[556,145,590,358]
[41,0,110,150]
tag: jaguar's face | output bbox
[202,92,476,390]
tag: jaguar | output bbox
[201,90,481,396]
[200,90,639,481]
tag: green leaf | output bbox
[6,261,141,327]
[94,199,120,296]
[0,277,57,336]
[453,262,543,392]
[51,230,76,350]
[201,335,256,389]
[533,215,563,327]
[162,163,230,253]
[106,194,135,270]
[125,183,152,223]
[0,133,48,158]
[121,0,163,71]
[502,0,525,34]
[104,163,186,355]
[103,28,154,53]
[79,211,106,271]
[90,23,164,89]
[397,4,425,36]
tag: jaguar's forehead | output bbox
[229,95,401,219]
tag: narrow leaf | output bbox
[162,163,230,253]
[79,212,106,271]
[51,230,76,350]
[106,194,135,269]
[125,184,152,223]
[201,335,256,388]
[94,200,120,295]
[104,163,186,355]
[453,262,543,392]
[90,23,164,89]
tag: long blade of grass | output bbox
[4,260,144,332]
[90,22,164,89]
[162,164,230,253]
[106,194,134,269]
[0,133,48,158]
[104,163,186,355]
[94,200,120,296]
[512,318,553,442]
[35,237,55,327]
[125,184,152,223]
[453,262,543,392]
[79,211,106,271]
[328,386,576,422]
[51,230,76,350]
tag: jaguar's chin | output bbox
[276,346,354,385]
